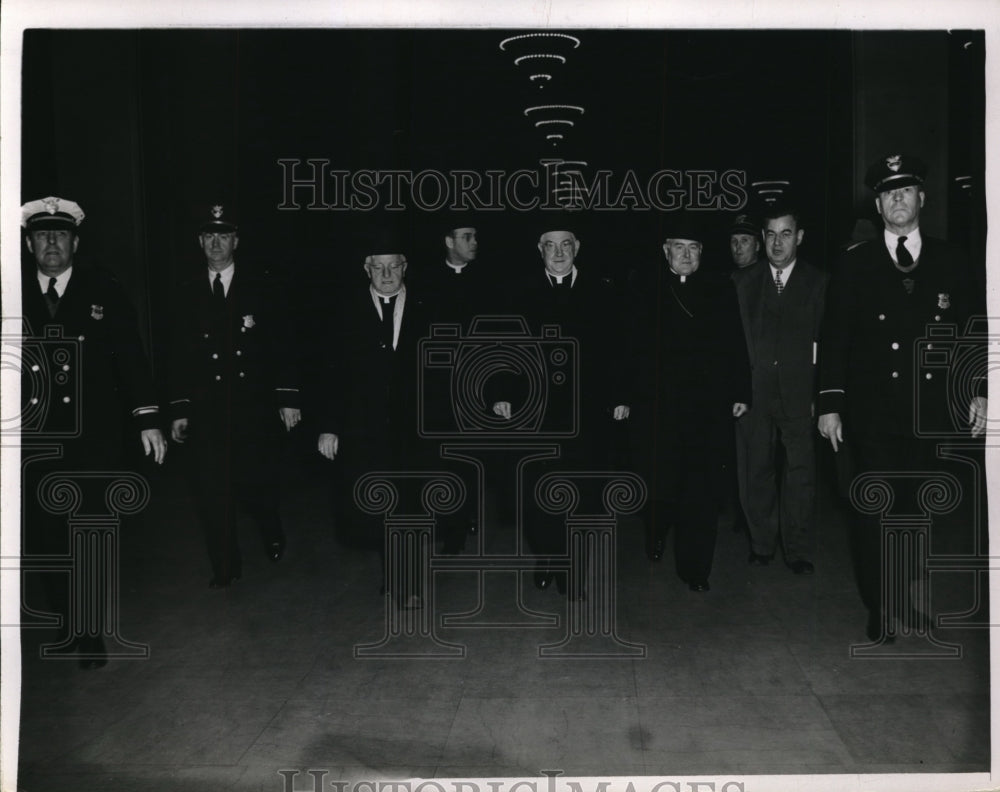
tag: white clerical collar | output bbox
[208,262,236,296]
[370,283,405,304]
[38,266,73,297]
[546,266,577,286]
[445,259,468,274]
[769,259,797,282]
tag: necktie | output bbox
[381,295,397,348]
[896,236,915,270]
[212,272,225,308]
[774,268,784,295]
[45,277,59,317]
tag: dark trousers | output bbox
[21,454,120,643]
[331,441,425,601]
[644,414,724,584]
[743,404,816,562]
[847,433,939,619]
[184,421,282,580]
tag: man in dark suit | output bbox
[316,229,430,609]
[168,204,300,589]
[631,215,751,592]
[20,196,166,668]
[818,154,987,641]
[734,202,828,574]
[490,218,631,597]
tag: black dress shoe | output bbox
[208,574,240,589]
[648,537,666,562]
[789,559,815,575]
[748,551,772,566]
[688,580,710,592]
[77,635,107,670]
[267,539,285,562]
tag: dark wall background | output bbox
[21,28,987,384]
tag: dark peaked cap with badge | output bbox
[199,203,238,233]
[22,196,86,231]
[864,153,927,193]
[729,213,760,237]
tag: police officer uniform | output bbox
[168,205,299,588]
[20,196,163,667]
[818,154,987,639]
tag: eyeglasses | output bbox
[541,240,575,253]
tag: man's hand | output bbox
[969,396,988,438]
[818,412,843,452]
[613,405,630,421]
[171,418,189,444]
[732,402,749,419]
[318,433,340,460]
[492,401,512,420]
[141,428,167,464]
[280,407,302,432]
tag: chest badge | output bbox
[90,304,104,320]
[937,293,950,310]
[242,314,255,329]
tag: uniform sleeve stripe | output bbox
[169,398,191,405]
[132,406,160,415]
[819,388,845,395]
[275,387,300,392]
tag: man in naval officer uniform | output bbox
[20,196,166,668]
[817,153,988,641]
[168,204,300,588]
